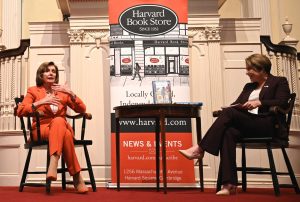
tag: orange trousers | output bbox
[38,117,81,176]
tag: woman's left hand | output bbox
[242,100,262,110]
[51,83,75,97]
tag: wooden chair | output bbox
[215,93,299,196]
[14,96,97,193]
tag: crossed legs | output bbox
[179,108,274,195]
[45,117,88,193]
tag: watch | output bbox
[71,94,77,101]
[31,103,37,111]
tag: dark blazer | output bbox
[232,74,291,114]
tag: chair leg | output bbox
[83,145,97,192]
[19,148,33,192]
[199,158,204,192]
[216,162,222,192]
[46,179,51,193]
[241,143,247,192]
[266,144,280,196]
[281,148,300,194]
[195,117,204,192]
[46,146,51,193]
[61,156,66,190]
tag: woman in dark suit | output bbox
[179,54,290,195]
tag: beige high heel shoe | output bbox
[46,154,59,181]
[179,145,204,160]
[216,184,237,196]
[73,172,88,194]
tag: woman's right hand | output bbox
[33,94,61,108]
[242,100,262,110]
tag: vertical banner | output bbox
[109,0,195,186]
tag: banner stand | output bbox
[109,0,196,187]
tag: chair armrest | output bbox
[30,110,44,117]
[212,106,288,117]
[212,110,222,117]
[66,113,92,140]
[15,110,44,143]
[269,106,289,115]
[66,113,92,120]
[16,110,44,118]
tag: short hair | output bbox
[36,61,59,86]
[245,54,272,74]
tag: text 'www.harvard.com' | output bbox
[119,118,187,126]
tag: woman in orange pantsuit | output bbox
[17,61,88,193]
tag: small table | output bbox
[114,104,203,194]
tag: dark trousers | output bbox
[199,107,274,185]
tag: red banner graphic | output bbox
[111,133,195,183]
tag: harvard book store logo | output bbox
[119,4,178,36]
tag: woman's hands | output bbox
[51,83,75,97]
[33,93,61,109]
[32,83,75,109]
[242,100,262,110]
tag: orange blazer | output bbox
[17,86,86,140]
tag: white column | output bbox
[241,0,272,35]
[206,27,224,110]
[69,42,84,99]
[2,0,21,49]
[188,23,223,186]
[68,16,111,185]
[0,0,2,28]
[0,0,3,50]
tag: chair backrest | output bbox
[271,93,296,143]
[14,96,44,143]
[14,96,30,143]
[285,93,296,134]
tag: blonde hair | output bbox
[245,54,271,74]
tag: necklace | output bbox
[46,90,53,94]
